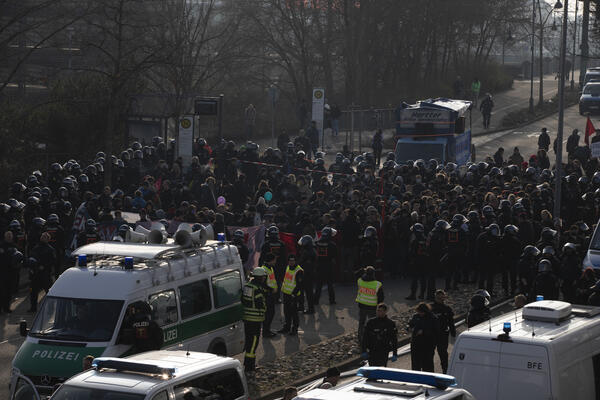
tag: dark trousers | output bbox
[445,256,460,290]
[283,294,299,331]
[436,334,450,373]
[358,306,376,344]
[314,266,335,304]
[303,275,314,312]
[479,269,495,294]
[501,267,518,295]
[29,276,51,312]
[368,351,389,367]
[483,112,491,128]
[243,321,262,371]
[263,293,275,334]
[1,272,11,312]
[411,343,435,372]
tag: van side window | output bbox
[179,279,211,319]
[212,270,242,308]
[594,353,600,400]
[148,290,178,326]
[174,368,245,400]
[152,390,169,400]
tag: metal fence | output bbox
[334,108,396,153]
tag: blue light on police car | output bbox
[217,232,225,242]
[124,256,134,270]
[536,295,544,301]
[503,322,511,334]
[78,254,87,267]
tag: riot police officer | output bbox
[500,225,522,296]
[559,243,581,303]
[314,227,337,305]
[0,231,18,313]
[533,259,560,300]
[426,220,449,300]
[430,290,456,373]
[77,219,100,248]
[242,268,267,372]
[517,245,540,300]
[444,214,469,291]
[406,223,429,300]
[259,225,287,300]
[476,224,502,294]
[28,232,56,312]
[45,213,65,277]
[232,229,249,265]
[297,235,317,314]
[467,289,491,328]
[361,303,398,367]
[129,302,164,353]
[359,226,379,269]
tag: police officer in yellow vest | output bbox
[261,253,278,338]
[242,268,267,372]
[355,266,384,344]
[277,254,304,336]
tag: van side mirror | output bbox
[19,320,28,337]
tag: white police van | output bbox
[11,226,246,395]
[11,351,249,400]
[295,367,475,400]
[448,300,600,399]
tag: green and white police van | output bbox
[11,229,246,395]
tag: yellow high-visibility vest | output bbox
[355,278,382,306]
[282,265,303,295]
[262,264,278,291]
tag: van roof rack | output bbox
[571,305,600,318]
[356,367,456,390]
[92,357,176,378]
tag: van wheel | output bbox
[210,343,227,356]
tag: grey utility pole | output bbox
[579,0,590,88]
[554,0,569,222]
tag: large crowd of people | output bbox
[1,126,600,321]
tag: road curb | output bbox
[255,296,512,400]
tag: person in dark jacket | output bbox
[372,129,383,167]
[559,243,581,303]
[538,127,550,151]
[297,235,317,314]
[467,290,491,328]
[430,290,456,373]
[480,93,494,129]
[408,302,438,372]
[361,303,398,367]
[533,259,559,300]
[28,232,56,312]
[500,225,522,296]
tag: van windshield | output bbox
[29,297,124,342]
[52,385,144,400]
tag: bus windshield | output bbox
[29,297,124,342]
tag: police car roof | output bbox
[461,302,600,345]
[65,351,239,395]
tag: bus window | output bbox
[179,280,211,319]
[212,270,242,308]
[148,290,178,326]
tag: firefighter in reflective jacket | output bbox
[355,266,384,344]
[261,254,278,338]
[277,255,304,336]
[242,268,267,372]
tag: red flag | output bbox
[585,116,596,145]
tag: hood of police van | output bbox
[12,338,106,379]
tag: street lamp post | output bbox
[570,0,579,90]
[554,0,569,222]
[530,0,536,113]
[538,0,563,107]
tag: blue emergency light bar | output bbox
[92,357,176,378]
[356,367,457,389]
[536,295,544,301]
[78,254,87,267]
[503,322,511,334]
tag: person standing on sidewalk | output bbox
[480,93,494,129]
[361,303,398,367]
[330,104,341,137]
[244,104,256,140]
[538,127,550,152]
[372,129,383,167]
[471,78,481,107]
[241,267,267,372]
[261,254,278,338]
[430,290,455,374]
[355,266,384,344]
